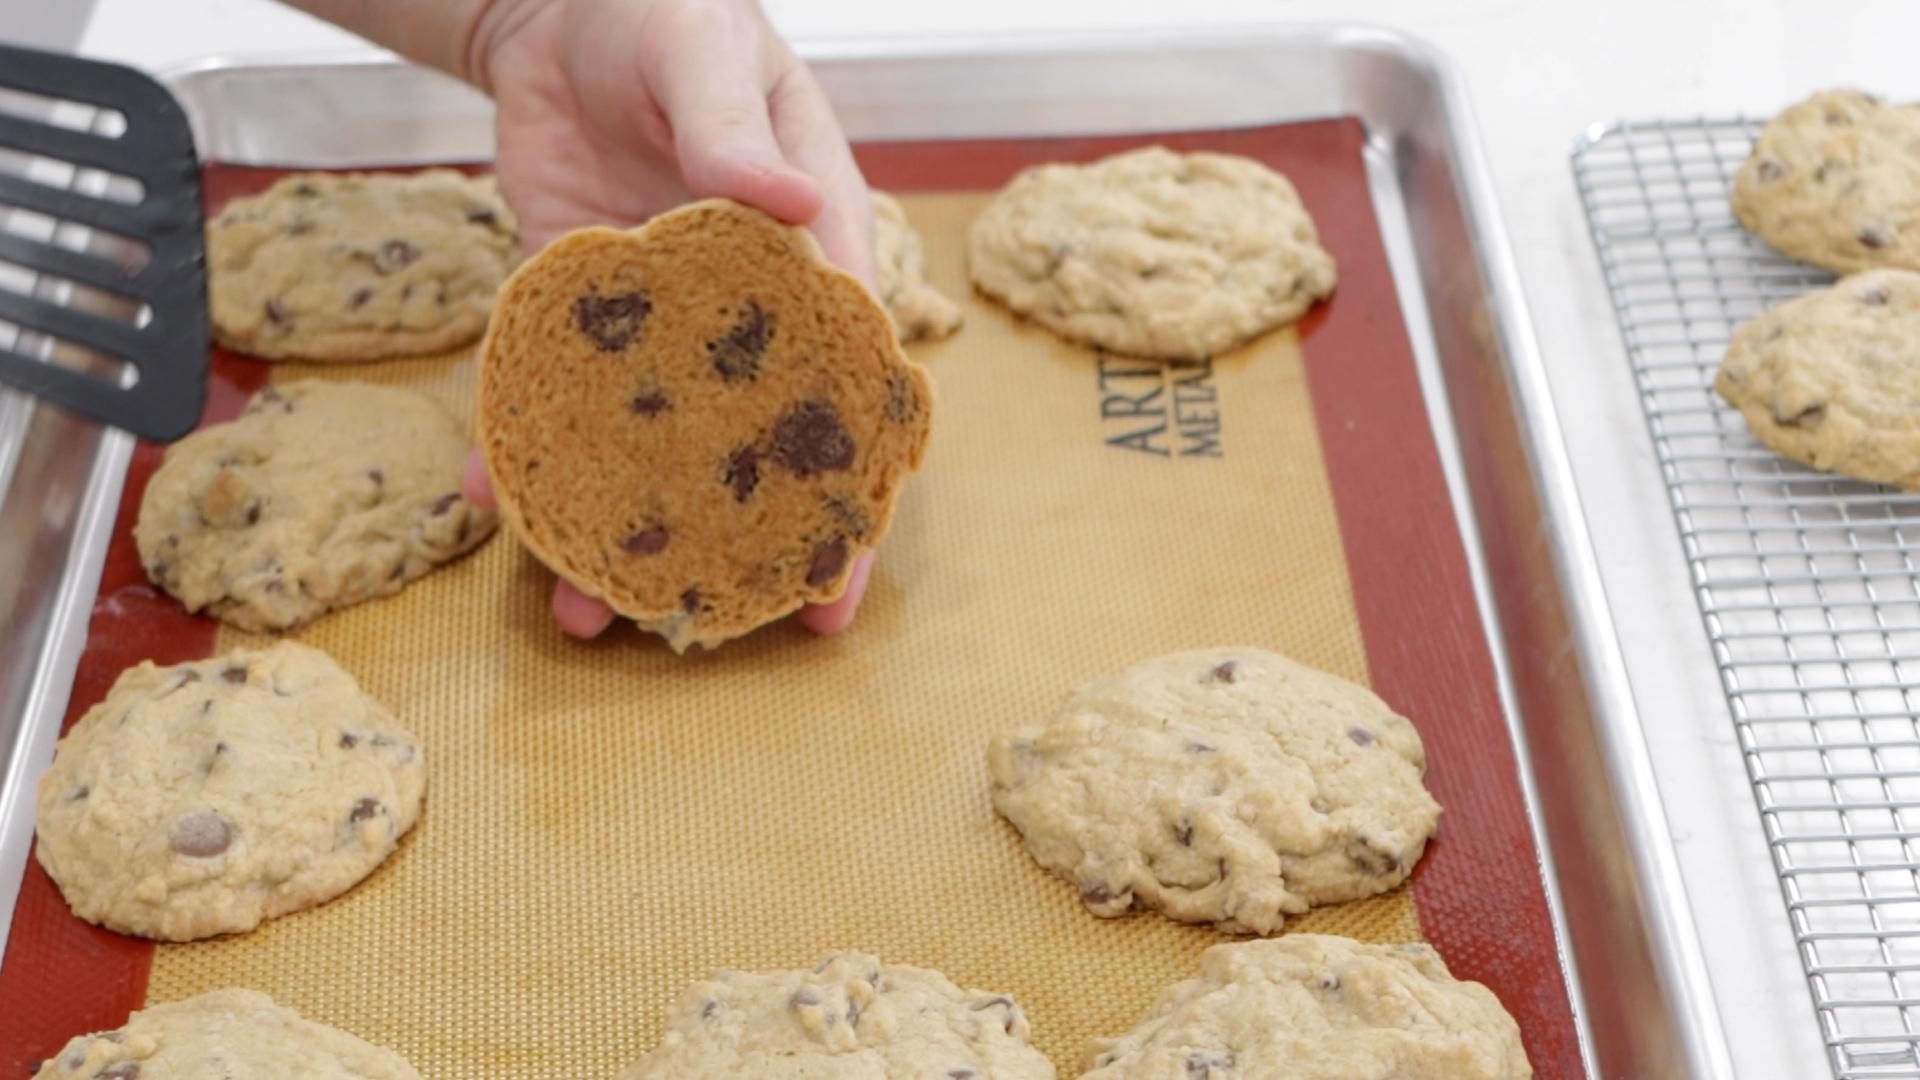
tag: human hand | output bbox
[459,0,877,639]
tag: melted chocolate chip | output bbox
[429,492,460,516]
[349,286,373,309]
[1348,726,1375,746]
[340,733,359,749]
[624,525,670,555]
[348,797,383,824]
[264,298,289,324]
[771,400,855,475]
[709,301,773,381]
[726,446,761,502]
[680,587,701,614]
[170,811,233,858]
[806,536,849,588]
[631,391,670,416]
[373,239,421,273]
[221,666,247,685]
[575,289,652,351]
[1210,660,1239,684]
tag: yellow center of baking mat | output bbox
[156,193,1420,1075]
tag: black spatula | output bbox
[0,43,206,442]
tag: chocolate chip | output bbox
[1348,726,1374,746]
[806,536,848,588]
[1860,285,1891,306]
[348,797,383,824]
[170,811,233,857]
[700,998,722,1021]
[372,239,421,273]
[287,220,313,236]
[789,990,819,1011]
[1861,226,1892,249]
[429,492,460,515]
[949,1072,977,1080]
[725,446,761,502]
[349,287,373,309]
[340,733,359,749]
[631,392,670,416]
[1210,660,1239,684]
[887,373,916,424]
[772,400,855,476]
[1312,972,1340,992]
[66,785,88,803]
[1186,1052,1234,1077]
[264,578,287,594]
[1186,740,1217,754]
[465,207,499,227]
[244,500,262,526]
[264,298,289,324]
[1174,820,1194,846]
[710,301,774,382]
[222,666,247,685]
[1756,159,1787,181]
[623,525,670,555]
[97,1066,141,1080]
[574,289,652,351]
[823,496,869,539]
[680,587,701,614]
[1310,796,1331,814]
[1825,109,1851,126]
[1347,836,1401,876]
[972,995,1017,1033]
[1080,884,1132,913]
[1783,404,1826,427]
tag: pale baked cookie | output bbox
[1082,936,1531,1079]
[34,642,425,941]
[1733,90,1920,273]
[37,988,421,1079]
[208,169,519,361]
[1716,269,1920,489]
[874,191,962,342]
[988,647,1440,934]
[135,380,495,632]
[477,199,933,653]
[617,952,1054,1078]
[966,145,1336,360]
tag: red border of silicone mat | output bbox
[0,125,1581,1077]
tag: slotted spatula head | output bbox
[0,43,206,442]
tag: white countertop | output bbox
[67,2,1915,1077]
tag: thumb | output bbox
[641,2,823,225]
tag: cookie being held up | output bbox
[1716,269,1920,489]
[135,380,495,632]
[968,145,1336,360]
[477,199,933,653]
[1082,936,1532,1079]
[1733,90,1920,273]
[37,988,422,1079]
[989,647,1440,935]
[208,169,519,362]
[33,642,425,942]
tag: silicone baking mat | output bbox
[0,119,1579,1076]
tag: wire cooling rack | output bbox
[1575,118,1920,1080]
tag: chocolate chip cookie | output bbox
[617,952,1054,1078]
[1733,90,1920,273]
[37,988,421,1079]
[874,191,962,342]
[1082,936,1532,1079]
[988,648,1440,934]
[967,145,1337,360]
[208,169,519,361]
[477,199,934,652]
[135,380,495,632]
[33,642,425,941]
[1716,269,1920,488]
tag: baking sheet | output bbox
[0,116,1578,1076]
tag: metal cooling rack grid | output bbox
[1575,117,1920,1080]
